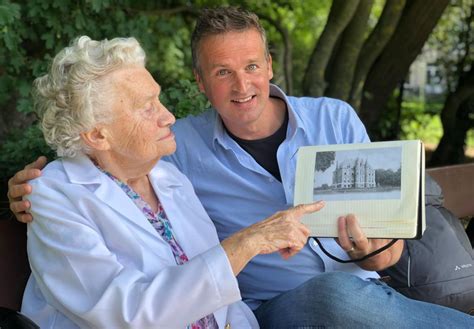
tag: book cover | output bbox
[294,140,425,239]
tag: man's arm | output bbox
[329,102,404,270]
[7,156,47,223]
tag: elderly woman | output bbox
[21,36,323,329]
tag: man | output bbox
[8,6,473,328]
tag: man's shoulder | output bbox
[174,109,215,132]
[165,109,216,171]
[286,95,359,126]
[284,95,368,143]
[287,95,354,114]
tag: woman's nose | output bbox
[157,104,176,127]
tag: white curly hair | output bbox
[33,36,146,157]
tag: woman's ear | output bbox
[80,127,110,151]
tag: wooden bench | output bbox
[0,163,473,313]
[426,163,474,219]
[0,216,30,311]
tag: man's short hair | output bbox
[191,6,269,73]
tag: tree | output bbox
[315,151,335,172]
[302,0,360,97]
[348,0,406,110]
[2,0,468,177]
[429,0,474,166]
[325,0,375,101]
[299,0,449,141]
[430,67,474,165]
[375,168,401,187]
[359,0,449,138]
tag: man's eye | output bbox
[247,64,258,71]
[217,69,229,76]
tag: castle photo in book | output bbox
[313,147,402,201]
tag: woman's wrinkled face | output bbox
[101,66,176,166]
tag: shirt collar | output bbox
[213,110,228,150]
[62,153,182,188]
[212,84,304,150]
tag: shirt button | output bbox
[225,324,231,329]
[268,177,274,182]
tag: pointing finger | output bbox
[292,201,325,217]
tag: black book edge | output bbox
[412,142,425,240]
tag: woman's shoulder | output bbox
[30,158,67,186]
[152,160,190,185]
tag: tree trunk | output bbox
[429,95,474,166]
[349,0,406,111]
[302,0,360,97]
[429,67,474,166]
[387,79,405,140]
[259,13,293,94]
[359,0,449,139]
[325,0,374,101]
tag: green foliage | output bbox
[0,124,56,177]
[242,0,332,94]
[426,0,473,93]
[0,0,196,118]
[468,129,474,147]
[160,80,210,119]
[0,0,198,177]
[400,101,444,144]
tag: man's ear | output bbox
[267,54,274,80]
[193,69,205,93]
[80,127,110,151]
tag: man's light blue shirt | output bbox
[164,84,379,310]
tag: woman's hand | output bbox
[221,201,325,275]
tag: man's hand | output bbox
[7,156,47,223]
[337,214,404,271]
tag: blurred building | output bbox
[332,158,376,189]
[404,48,446,100]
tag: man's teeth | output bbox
[233,96,253,103]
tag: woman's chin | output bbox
[163,141,177,156]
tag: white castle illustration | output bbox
[332,157,376,189]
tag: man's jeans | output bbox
[254,271,473,328]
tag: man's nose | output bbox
[233,71,249,94]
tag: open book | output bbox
[294,140,425,239]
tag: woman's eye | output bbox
[143,104,154,114]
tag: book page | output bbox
[294,140,424,238]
